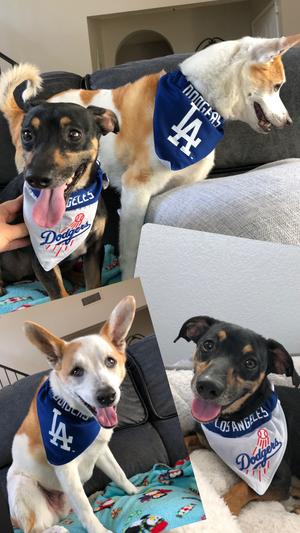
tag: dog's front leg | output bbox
[55,464,111,533]
[32,255,69,299]
[119,186,152,280]
[96,446,138,495]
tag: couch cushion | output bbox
[146,159,300,245]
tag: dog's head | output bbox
[182,34,300,133]
[20,101,119,227]
[233,35,300,133]
[24,295,135,428]
[175,316,300,423]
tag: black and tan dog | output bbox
[175,316,300,515]
[0,69,119,299]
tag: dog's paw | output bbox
[124,482,139,495]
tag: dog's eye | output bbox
[68,129,82,141]
[22,129,33,142]
[244,358,257,370]
[202,340,215,351]
[105,357,117,368]
[274,83,281,92]
[71,366,84,377]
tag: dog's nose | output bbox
[286,116,293,126]
[97,387,116,407]
[26,176,51,189]
[196,377,224,400]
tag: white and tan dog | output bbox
[7,295,138,533]
[1,35,300,279]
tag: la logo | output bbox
[49,408,73,451]
[167,102,202,157]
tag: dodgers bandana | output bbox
[153,70,224,171]
[37,379,100,466]
[23,164,103,271]
[201,390,287,495]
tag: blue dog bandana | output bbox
[37,379,100,466]
[153,70,224,171]
[201,390,287,495]
[23,164,103,271]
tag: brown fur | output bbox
[79,89,99,106]
[218,330,227,341]
[17,377,47,459]
[250,55,285,91]
[223,371,265,414]
[31,117,40,128]
[224,480,286,516]
[112,72,163,187]
[242,344,253,354]
[60,116,71,127]
[194,360,212,374]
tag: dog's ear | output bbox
[174,316,219,344]
[24,321,66,368]
[252,34,300,63]
[87,106,119,136]
[100,295,136,352]
[267,338,300,387]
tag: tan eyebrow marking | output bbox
[242,344,253,354]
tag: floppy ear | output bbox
[252,34,300,63]
[100,295,136,352]
[174,316,219,344]
[24,321,66,368]
[267,338,300,387]
[87,106,119,136]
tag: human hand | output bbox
[0,195,30,252]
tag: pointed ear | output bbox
[267,338,300,387]
[87,106,119,136]
[24,321,66,368]
[174,316,219,344]
[100,296,136,352]
[252,34,300,63]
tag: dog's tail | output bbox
[0,63,42,117]
[0,63,42,170]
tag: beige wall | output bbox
[279,0,300,35]
[90,2,251,69]
[0,0,249,74]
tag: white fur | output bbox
[7,297,136,533]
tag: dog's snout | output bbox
[196,377,224,400]
[26,175,52,189]
[97,387,116,407]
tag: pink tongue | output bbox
[32,185,66,227]
[192,397,221,423]
[96,406,118,428]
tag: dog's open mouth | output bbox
[31,162,88,228]
[254,102,272,133]
[77,395,118,429]
[192,397,222,423]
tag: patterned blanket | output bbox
[0,245,121,313]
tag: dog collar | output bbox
[201,390,287,495]
[23,163,103,271]
[153,70,224,171]
[37,379,100,466]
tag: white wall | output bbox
[0,0,250,73]
[136,225,300,365]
